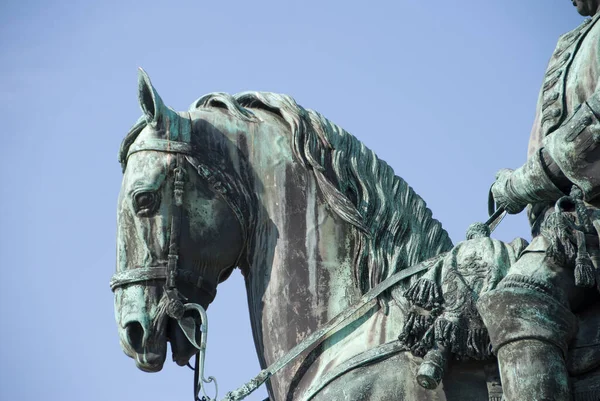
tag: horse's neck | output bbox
[236,118,352,394]
[237,115,425,400]
[242,163,402,399]
[244,166,360,397]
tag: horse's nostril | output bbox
[125,321,145,350]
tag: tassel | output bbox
[541,211,577,267]
[404,278,442,310]
[434,318,467,355]
[398,312,430,348]
[398,312,416,345]
[420,325,435,349]
[575,255,595,288]
[575,231,596,288]
[412,325,435,357]
[399,312,435,356]
[466,327,492,360]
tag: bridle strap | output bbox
[167,154,185,291]
[109,266,217,302]
[127,138,195,158]
[110,266,168,290]
[222,257,435,401]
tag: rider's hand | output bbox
[491,169,527,214]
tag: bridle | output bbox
[110,134,248,401]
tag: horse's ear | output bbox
[137,68,167,127]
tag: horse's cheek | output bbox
[188,200,220,241]
[187,197,242,266]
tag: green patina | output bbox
[112,6,600,397]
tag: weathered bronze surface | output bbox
[112,4,600,400]
[483,2,600,400]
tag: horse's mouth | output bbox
[134,349,167,373]
[167,317,200,367]
[121,337,168,373]
[119,313,200,372]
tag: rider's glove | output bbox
[491,150,565,214]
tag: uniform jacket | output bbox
[527,15,600,236]
[528,15,600,158]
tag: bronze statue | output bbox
[112,68,517,400]
[481,1,600,400]
[112,5,600,397]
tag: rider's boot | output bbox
[477,279,577,401]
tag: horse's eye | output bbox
[134,192,159,216]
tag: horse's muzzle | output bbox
[119,317,168,372]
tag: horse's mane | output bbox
[120,92,454,293]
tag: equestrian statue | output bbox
[111,3,600,400]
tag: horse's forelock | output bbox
[119,92,254,172]
[119,117,147,172]
[189,92,258,122]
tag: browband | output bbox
[127,138,194,159]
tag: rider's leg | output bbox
[477,243,579,401]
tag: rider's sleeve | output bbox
[542,87,600,201]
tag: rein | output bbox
[220,259,433,401]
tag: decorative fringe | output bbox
[404,278,442,310]
[541,211,577,268]
[434,318,466,351]
[466,327,492,360]
[411,326,435,357]
[399,314,492,361]
[575,231,596,288]
[398,312,433,356]
[575,253,596,287]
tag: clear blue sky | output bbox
[0,1,586,400]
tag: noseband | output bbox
[110,135,248,401]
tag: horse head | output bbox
[112,70,248,372]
